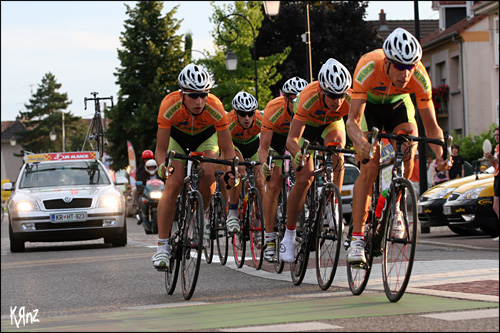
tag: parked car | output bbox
[2,151,127,252]
[418,167,494,234]
[341,162,360,222]
[443,176,498,237]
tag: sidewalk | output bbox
[419,227,499,251]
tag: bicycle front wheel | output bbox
[214,193,228,265]
[203,199,214,264]
[346,213,374,295]
[382,178,418,302]
[181,191,204,300]
[315,184,342,290]
[274,190,287,274]
[165,199,181,295]
[249,189,264,270]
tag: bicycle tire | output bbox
[249,189,264,270]
[233,191,246,268]
[346,213,374,295]
[382,178,418,302]
[203,199,214,264]
[165,199,182,295]
[290,189,312,285]
[181,191,204,300]
[214,193,229,265]
[274,190,286,273]
[315,184,342,290]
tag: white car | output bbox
[2,151,127,252]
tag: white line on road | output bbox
[420,308,499,321]
[220,322,343,332]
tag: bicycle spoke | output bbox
[214,195,228,265]
[249,190,264,270]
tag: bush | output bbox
[451,124,498,162]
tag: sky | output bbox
[1,1,437,122]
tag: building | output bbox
[1,119,26,182]
[422,1,499,137]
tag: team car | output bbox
[417,171,494,234]
[2,152,127,252]
[443,176,498,237]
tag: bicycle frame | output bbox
[82,92,113,160]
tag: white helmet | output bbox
[145,159,158,176]
[282,77,308,95]
[232,91,258,112]
[318,58,352,94]
[383,28,422,65]
[178,63,213,91]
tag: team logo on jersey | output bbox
[205,104,223,121]
[269,107,284,123]
[164,101,182,120]
[303,93,319,110]
[413,68,430,93]
[356,61,375,85]
[229,120,237,131]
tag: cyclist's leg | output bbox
[226,147,244,233]
[197,133,219,212]
[263,157,283,242]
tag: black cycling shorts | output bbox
[362,98,416,133]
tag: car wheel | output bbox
[480,226,499,237]
[9,222,25,252]
[105,223,128,247]
[448,225,481,236]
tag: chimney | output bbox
[379,9,389,31]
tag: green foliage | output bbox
[451,124,498,162]
[204,1,290,110]
[16,72,82,153]
[106,1,187,170]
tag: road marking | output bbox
[124,302,208,310]
[220,322,342,332]
[420,308,499,321]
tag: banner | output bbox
[127,141,137,186]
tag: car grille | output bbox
[43,198,93,209]
[35,220,103,230]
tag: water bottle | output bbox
[374,190,388,219]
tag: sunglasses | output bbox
[183,92,208,99]
[390,61,417,72]
[323,91,347,100]
[236,110,255,117]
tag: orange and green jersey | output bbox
[157,91,229,134]
[294,81,351,126]
[261,96,292,135]
[352,49,433,110]
[227,110,262,144]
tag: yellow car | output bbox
[418,170,494,234]
[442,176,498,237]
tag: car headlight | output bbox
[457,187,485,201]
[429,187,456,200]
[16,201,39,212]
[150,191,162,199]
[98,195,122,208]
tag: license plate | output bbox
[443,206,451,215]
[51,212,87,222]
[341,190,351,196]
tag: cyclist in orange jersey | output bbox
[151,63,236,271]
[281,58,352,263]
[258,77,308,262]
[225,91,265,234]
[346,28,450,264]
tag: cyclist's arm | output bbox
[346,98,372,160]
[258,130,273,165]
[286,118,306,159]
[155,127,171,169]
[217,128,236,161]
[419,107,449,171]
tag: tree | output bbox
[203,1,290,110]
[106,1,187,170]
[16,72,80,153]
[256,1,382,97]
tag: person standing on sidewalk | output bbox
[484,127,499,241]
[449,144,465,179]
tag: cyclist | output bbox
[225,91,264,234]
[345,27,450,264]
[280,58,352,263]
[132,149,155,219]
[152,63,236,270]
[257,76,308,262]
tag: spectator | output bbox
[484,127,499,241]
[448,144,465,179]
[430,158,449,186]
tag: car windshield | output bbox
[19,161,111,188]
[344,165,360,185]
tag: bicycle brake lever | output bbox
[362,127,379,164]
[266,148,274,181]
[297,139,310,172]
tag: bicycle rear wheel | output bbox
[291,189,312,285]
[233,192,246,268]
[203,199,215,264]
[165,198,181,295]
[274,190,286,273]
[346,213,374,295]
[214,193,228,265]
[315,184,342,290]
[181,191,204,300]
[382,178,417,302]
[249,189,264,270]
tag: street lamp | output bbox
[263,1,280,20]
[217,13,259,103]
[49,111,66,151]
[10,137,16,147]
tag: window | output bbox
[495,17,499,67]
[450,56,461,92]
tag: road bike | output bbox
[232,159,265,270]
[203,170,229,265]
[82,92,113,160]
[291,140,356,290]
[345,127,452,302]
[265,149,295,273]
[163,150,237,300]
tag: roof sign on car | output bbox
[25,151,99,164]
